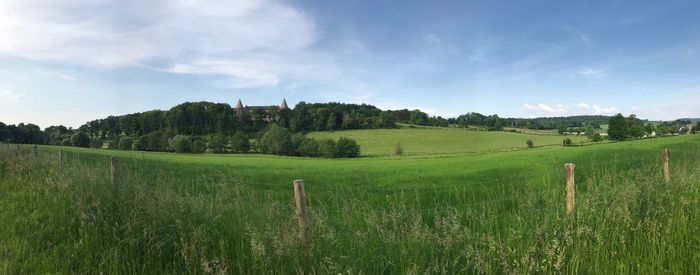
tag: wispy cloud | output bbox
[577,67,606,79]
[1,89,29,102]
[0,0,320,88]
[50,72,78,81]
[524,102,617,116]
[523,103,567,114]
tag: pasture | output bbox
[1,134,699,273]
[307,127,588,156]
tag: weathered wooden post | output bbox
[110,156,117,187]
[565,163,575,219]
[293,179,310,245]
[58,149,64,171]
[662,148,670,183]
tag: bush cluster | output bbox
[259,125,360,158]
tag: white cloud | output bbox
[0,0,319,87]
[577,67,605,79]
[1,89,29,102]
[523,103,567,114]
[51,72,77,81]
[590,104,617,114]
[524,102,617,116]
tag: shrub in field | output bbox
[394,142,404,155]
[142,130,169,151]
[526,139,534,148]
[118,137,133,150]
[61,138,71,146]
[192,140,206,153]
[335,137,360,158]
[131,139,143,150]
[169,135,192,153]
[562,138,572,147]
[318,139,337,158]
[70,132,90,148]
[89,138,103,149]
[208,133,228,153]
[296,137,320,157]
[592,133,604,142]
[230,131,250,153]
[108,138,119,149]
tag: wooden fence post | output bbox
[33,144,37,156]
[110,156,117,187]
[293,179,310,245]
[565,163,575,219]
[662,148,670,183]
[58,149,64,172]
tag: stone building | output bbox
[234,99,288,121]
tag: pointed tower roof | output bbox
[235,99,243,109]
[280,98,288,109]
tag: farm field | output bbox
[307,127,588,156]
[1,134,700,273]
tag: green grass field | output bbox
[1,134,700,273]
[307,127,588,156]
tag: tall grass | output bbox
[1,143,699,273]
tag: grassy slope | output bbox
[42,135,697,191]
[1,135,700,273]
[307,127,588,156]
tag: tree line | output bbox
[607,114,697,141]
[3,100,699,156]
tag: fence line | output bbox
[5,144,686,247]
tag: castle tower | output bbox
[280,98,288,110]
[235,99,243,121]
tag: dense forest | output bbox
[2,100,698,156]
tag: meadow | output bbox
[1,134,699,274]
[307,127,588,156]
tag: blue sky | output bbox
[1,0,699,128]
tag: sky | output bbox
[1,0,699,128]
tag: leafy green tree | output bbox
[526,139,534,148]
[585,125,595,139]
[230,131,250,153]
[558,125,567,135]
[592,133,604,142]
[342,113,357,129]
[626,115,645,139]
[562,138,572,147]
[169,135,192,153]
[326,113,337,131]
[89,138,103,149]
[132,139,143,150]
[118,137,133,150]
[61,138,71,146]
[608,113,628,141]
[318,139,337,158]
[209,133,228,153]
[260,125,294,155]
[70,132,90,148]
[409,110,428,125]
[296,137,320,157]
[192,140,206,153]
[334,137,360,158]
